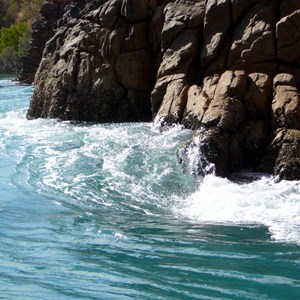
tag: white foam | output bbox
[2,96,299,245]
[174,175,300,244]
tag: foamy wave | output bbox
[4,103,299,245]
[174,175,300,244]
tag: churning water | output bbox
[0,78,300,299]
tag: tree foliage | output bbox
[5,0,43,24]
[0,22,31,72]
[0,0,42,73]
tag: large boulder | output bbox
[121,0,150,22]
[178,128,229,177]
[201,70,246,131]
[243,73,272,120]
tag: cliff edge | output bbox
[26,0,300,180]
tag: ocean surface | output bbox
[0,77,299,299]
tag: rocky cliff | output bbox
[26,0,300,180]
[18,1,67,83]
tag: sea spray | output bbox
[173,175,300,244]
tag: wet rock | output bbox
[241,120,270,167]
[178,128,228,177]
[154,78,189,125]
[183,75,219,129]
[261,129,300,181]
[181,70,273,176]
[178,125,247,177]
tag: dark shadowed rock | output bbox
[201,0,231,71]
[121,0,149,22]
[18,0,65,83]
[261,129,300,181]
[277,10,300,63]
[243,73,272,120]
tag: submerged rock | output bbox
[23,0,300,180]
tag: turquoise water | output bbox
[0,78,300,299]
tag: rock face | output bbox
[260,74,300,180]
[25,0,300,180]
[18,1,67,83]
[27,0,154,122]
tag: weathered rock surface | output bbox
[152,0,205,123]
[27,0,153,122]
[261,129,300,181]
[272,74,300,130]
[24,0,300,180]
[277,10,300,64]
[18,1,67,83]
[182,70,271,176]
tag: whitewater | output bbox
[0,78,299,299]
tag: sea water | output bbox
[0,78,299,299]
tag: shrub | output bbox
[2,0,43,24]
[0,21,31,73]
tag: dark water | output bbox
[0,79,300,299]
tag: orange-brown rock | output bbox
[151,0,205,123]
[272,74,300,130]
[227,1,277,71]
